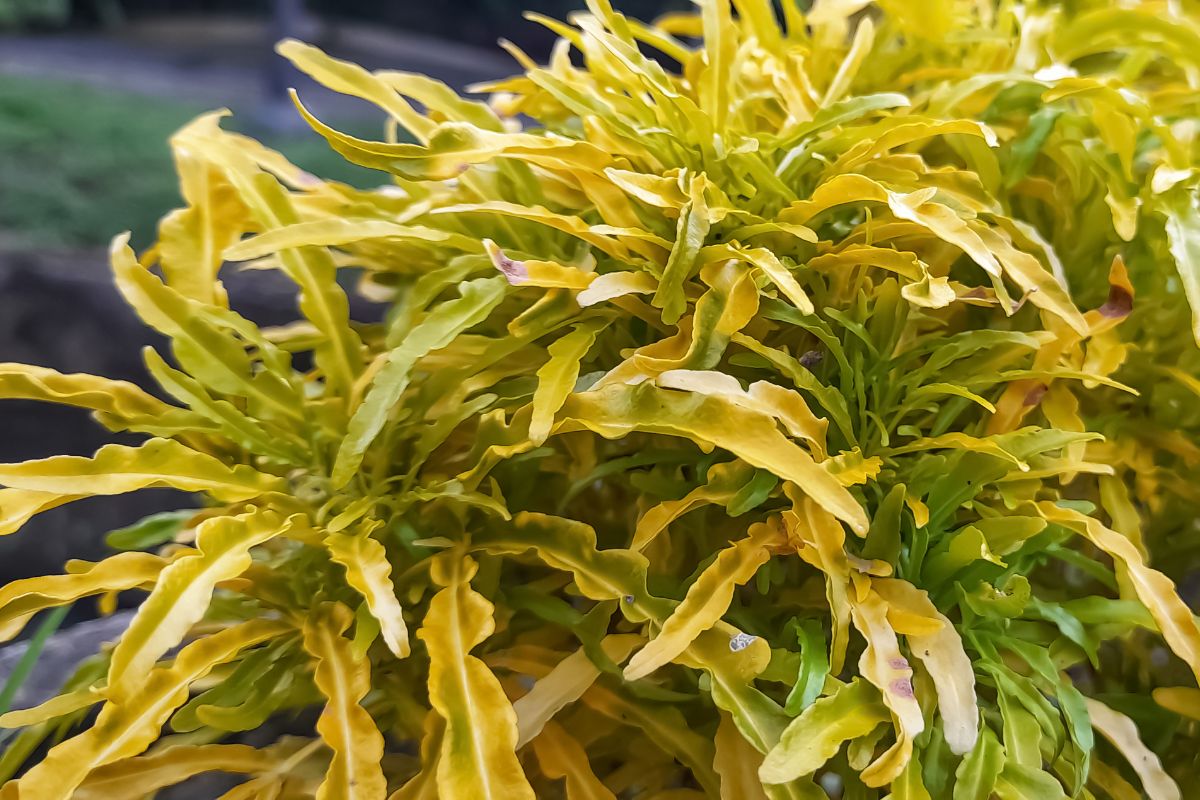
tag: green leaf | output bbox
[333,276,506,487]
[105,510,195,551]
[760,679,888,784]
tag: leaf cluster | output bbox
[2,1,1200,798]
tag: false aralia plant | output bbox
[2,0,1200,798]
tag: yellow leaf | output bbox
[1153,686,1200,721]
[13,619,290,800]
[530,320,607,445]
[0,687,102,729]
[822,16,874,105]
[303,602,387,800]
[759,679,889,784]
[730,246,814,315]
[532,720,617,800]
[0,439,284,502]
[0,364,178,423]
[419,555,535,800]
[158,131,247,305]
[175,124,364,399]
[327,527,411,659]
[484,239,595,289]
[656,370,828,457]
[277,39,434,141]
[576,271,659,307]
[1085,698,1181,800]
[107,509,304,702]
[227,219,477,262]
[1039,502,1200,685]
[851,589,924,787]
[513,637,640,748]
[784,494,852,673]
[632,461,757,551]
[872,578,978,755]
[0,552,166,643]
[625,519,781,680]
[0,489,80,537]
[559,383,867,534]
[714,711,769,800]
[73,743,287,800]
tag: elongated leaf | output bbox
[653,175,711,324]
[0,364,176,421]
[0,686,101,730]
[420,556,534,800]
[73,743,288,800]
[953,728,1004,800]
[714,711,769,800]
[110,235,303,423]
[327,528,410,659]
[14,620,289,800]
[0,439,283,502]
[784,619,829,715]
[0,489,80,537]
[559,383,867,534]
[1164,192,1200,345]
[530,320,607,445]
[303,602,387,800]
[873,578,978,755]
[0,553,166,642]
[333,277,506,487]
[1039,502,1200,684]
[625,519,780,680]
[158,129,247,305]
[107,509,304,701]
[532,720,617,800]
[513,637,639,747]
[852,589,924,787]
[1085,698,1180,800]
[177,121,364,399]
[225,218,477,261]
[760,679,888,784]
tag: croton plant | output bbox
[2,0,1200,797]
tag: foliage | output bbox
[2,0,1200,797]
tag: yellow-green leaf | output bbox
[303,602,388,800]
[530,320,607,445]
[559,383,867,534]
[759,679,888,784]
[327,528,410,659]
[532,720,617,800]
[107,509,303,701]
[419,555,535,800]
[13,619,289,800]
[0,439,284,504]
[625,519,780,680]
[1085,698,1180,800]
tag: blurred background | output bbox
[0,0,691,591]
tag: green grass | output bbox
[0,75,380,249]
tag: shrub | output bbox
[2,0,1200,797]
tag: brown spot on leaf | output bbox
[1023,383,1048,406]
[484,239,529,285]
[890,678,915,699]
[1099,285,1133,318]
